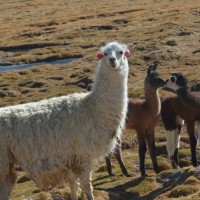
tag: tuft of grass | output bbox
[0,0,200,199]
[10,178,37,200]
[169,185,199,198]
[179,159,191,168]
[157,156,171,171]
[156,142,167,156]
[183,176,200,185]
[95,163,108,173]
[17,175,31,184]
[27,192,52,200]
[179,148,191,158]
[127,177,159,196]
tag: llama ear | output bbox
[147,61,158,75]
[152,61,158,71]
[147,67,151,75]
[97,52,103,60]
[125,49,131,57]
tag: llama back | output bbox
[0,93,90,173]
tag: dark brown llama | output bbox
[105,62,165,177]
[161,72,200,169]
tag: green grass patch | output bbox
[126,177,159,196]
[179,148,191,158]
[183,176,200,185]
[10,179,37,200]
[169,185,199,198]
[1,0,200,199]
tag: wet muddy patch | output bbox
[0,42,70,52]
[0,57,81,72]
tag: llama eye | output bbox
[119,51,123,55]
[170,77,176,83]
[104,53,107,56]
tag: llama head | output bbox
[146,61,165,89]
[97,42,130,71]
[166,72,188,91]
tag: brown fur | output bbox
[126,81,161,176]
[105,138,130,177]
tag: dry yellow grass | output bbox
[0,0,200,199]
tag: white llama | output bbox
[0,41,130,200]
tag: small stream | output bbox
[0,58,79,72]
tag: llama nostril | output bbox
[109,57,116,63]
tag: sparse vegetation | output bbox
[0,0,199,199]
[169,185,199,198]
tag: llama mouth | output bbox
[161,79,167,87]
[110,62,118,68]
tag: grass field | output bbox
[0,0,200,199]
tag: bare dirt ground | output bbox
[0,0,200,199]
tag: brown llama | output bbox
[105,138,131,177]
[105,62,165,177]
[161,72,200,169]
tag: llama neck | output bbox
[144,83,161,116]
[89,61,128,113]
[177,87,200,109]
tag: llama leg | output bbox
[172,117,183,168]
[113,138,130,177]
[0,163,16,200]
[187,121,198,167]
[0,181,10,200]
[69,177,79,200]
[105,140,120,176]
[105,153,114,176]
[165,129,180,169]
[146,129,160,174]
[137,130,147,176]
[114,151,130,177]
[79,170,94,200]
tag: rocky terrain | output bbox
[0,0,200,199]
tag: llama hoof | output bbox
[193,163,198,167]
[109,173,115,176]
[141,173,148,177]
[172,166,180,169]
[192,160,198,167]
[122,169,131,177]
[124,173,132,177]
[155,169,160,174]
